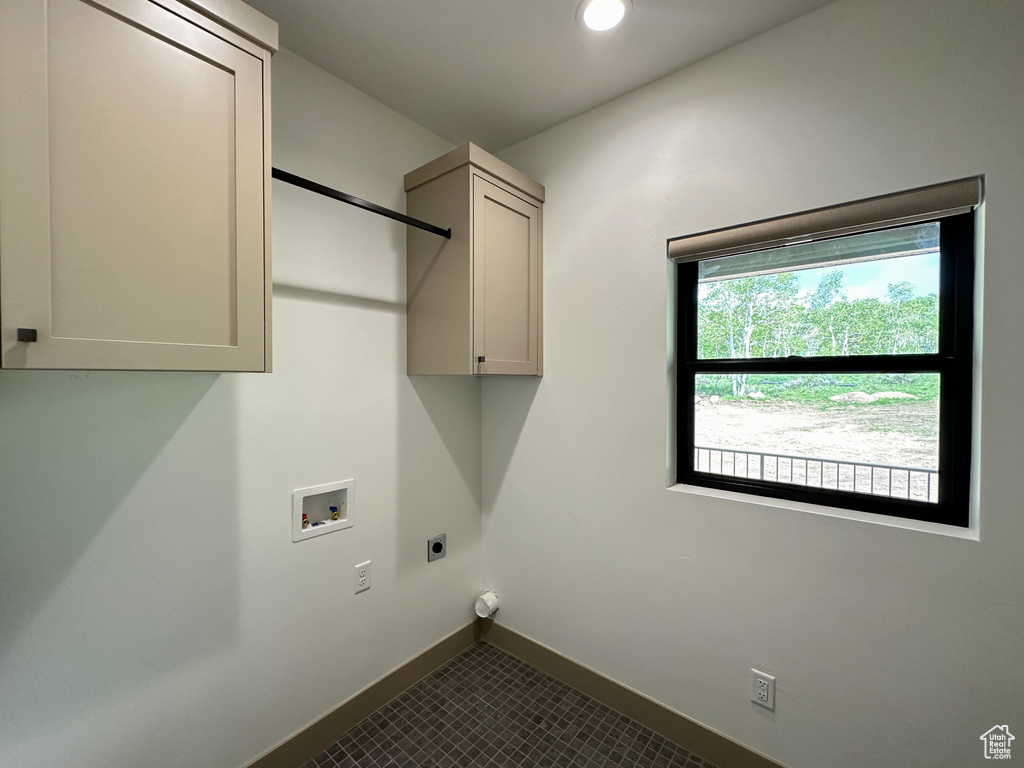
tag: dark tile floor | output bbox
[299,642,717,768]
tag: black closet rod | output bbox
[272,167,452,240]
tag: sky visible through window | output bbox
[790,251,939,301]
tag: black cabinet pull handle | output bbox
[17,328,38,343]
[477,355,485,363]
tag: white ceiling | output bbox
[244,0,835,153]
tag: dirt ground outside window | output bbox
[693,399,940,470]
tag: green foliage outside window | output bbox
[697,267,940,399]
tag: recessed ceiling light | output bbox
[578,0,631,32]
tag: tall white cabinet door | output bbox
[472,176,541,376]
[0,0,269,371]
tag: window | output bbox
[669,178,980,527]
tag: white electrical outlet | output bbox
[751,669,775,711]
[354,560,371,594]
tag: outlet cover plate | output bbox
[751,669,775,711]
[354,560,371,594]
[427,533,446,562]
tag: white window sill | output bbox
[667,482,979,540]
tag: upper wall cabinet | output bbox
[0,0,276,371]
[405,144,544,376]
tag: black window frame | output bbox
[673,207,976,528]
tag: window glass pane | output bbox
[696,223,940,359]
[693,373,940,503]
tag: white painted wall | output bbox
[0,49,479,768]
[487,1,1024,767]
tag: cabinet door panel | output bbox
[0,0,267,370]
[473,176,539,375]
